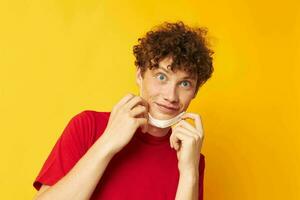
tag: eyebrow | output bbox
[156,67,197,81]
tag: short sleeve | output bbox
[199,153,205,200]
[33,110,94,191]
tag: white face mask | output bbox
[148,111,185,128]
[139,75,184,128]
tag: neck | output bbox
[145,124,171,137]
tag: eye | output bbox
[180,80,191,87]
[156,73,166,81]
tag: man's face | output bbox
[136,56,197,120]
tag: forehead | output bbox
[151,56,197,80]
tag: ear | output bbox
[136,67,142,86]
[192,88,199,99]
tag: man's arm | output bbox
[33,185,50,199]
[33,136,115,200]
[175,167,199,200]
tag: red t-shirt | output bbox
[33,110,205,199]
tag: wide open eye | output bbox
[180,80,191,87]
[156,73,167,81]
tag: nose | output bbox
[163,83,179,103]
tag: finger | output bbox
[130,105,147,117]
[181,112,204,137]
[170,132,179,149]
[169,135,173,148]
[135,117,148,127]
[171,126,193,151]
[170,130,179,150]
[172,131,191,150]
[125,96,149,111]
[174,129,203,153]
[173,126,199,141]
[174,131,192,141]
[174,120,196,133]
[133,105,149,123]
[114,93,135,110]
[175,120,203,140]
[170,132,180,150]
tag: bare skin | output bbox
[33,94,149,200]
[34,56,204,200]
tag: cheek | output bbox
[146,86,161,99]
[180,92,194,106]
[144,80,162,97]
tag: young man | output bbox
[33,21,214,200]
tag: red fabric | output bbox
[33,110,205,200]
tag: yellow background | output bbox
[0,0,299,199]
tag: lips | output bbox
[155,102,180,112]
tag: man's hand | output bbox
[101,93,149,155]
[169,112,204,173]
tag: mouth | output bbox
[154,102,180,114]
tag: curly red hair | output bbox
[133,21,214,94]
